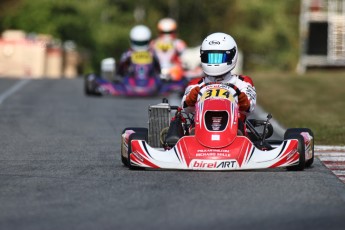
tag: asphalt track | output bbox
[0,78,345,230]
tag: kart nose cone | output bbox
[195,99,238,148]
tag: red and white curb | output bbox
[315,145,345,183]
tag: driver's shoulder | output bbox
[237,74,254,86]
[188,77,204,86]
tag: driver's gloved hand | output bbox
[238,92,250,112]
[185,86,200,106]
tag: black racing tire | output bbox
[84,74,102,96]
[120,127,148,169]
[284,128,314,168]
[127,132,148,170]
[121,127,148,135]
[84,75,92,95]
[285,132,306,171]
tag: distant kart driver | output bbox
[117,25,161,78]
[150,18,187,81]
[181,32,257,133]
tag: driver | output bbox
[181,32,256,130]
[150,18,187,81]
[117,25,161,78]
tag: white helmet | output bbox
[157,18,177,34]
[130,25,151,51]
[200,32,238,76]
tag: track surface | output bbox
[0,78,345,230]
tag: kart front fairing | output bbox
[130,136,299,170]
[127,83,301,170]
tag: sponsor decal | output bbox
[197,149,230,153]
[209,40,220,45]
[286,149,297,160]
[212,134,220,140]
[195,152,231,157]
[190,160,238,169]
[203,84,234,90]
[246,85,256,101]
[132,151,144,162]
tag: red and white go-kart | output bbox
[120,83,314,171]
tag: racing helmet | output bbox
[130,25,152,51]
[200,32,238,76]
[157,18,177,34]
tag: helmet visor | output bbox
[131,40,149,47]
[160,30,175,34]
[200,47,236,64]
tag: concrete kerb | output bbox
[315,145,345,152]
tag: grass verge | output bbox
[249,70,345,146]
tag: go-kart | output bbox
[84,52,187,97]
[120,83,314,171]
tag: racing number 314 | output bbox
[204,89,230,100]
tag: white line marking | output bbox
[0,79,30,105]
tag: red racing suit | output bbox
[181,72,257,122]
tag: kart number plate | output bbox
[201,88,235,102]
[131,51,153,65]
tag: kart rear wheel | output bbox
[285,133,306,171]
[284,128,314,168]
[121,127,148,167]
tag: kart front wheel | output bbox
[120,127,148,167]
[285,133,306,171]
[284,128,314,168]
[127,132,148,170]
